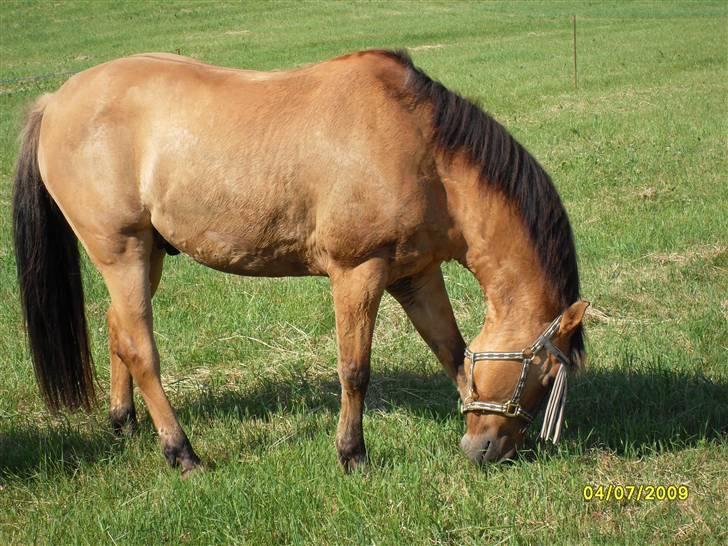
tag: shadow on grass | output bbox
[175,357,727,455]
[174,368,457,424]
[0,425,120,479]
[2,357,725,477]
[566,363,727,452]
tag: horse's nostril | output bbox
[473,437,498,464]
[461,434,513,465]
[481,439,501,463]
[501,447,517,461]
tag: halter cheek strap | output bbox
[461,314,570,444]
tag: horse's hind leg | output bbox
[99,233,200,473]
[387,265,468,396]
[108,308,136,435]
[330,259,388,472]
[108,246,165,435]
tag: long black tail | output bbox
[12,97,95,411]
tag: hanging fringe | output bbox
[539,365,568,444]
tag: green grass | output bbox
[1,1,727,543]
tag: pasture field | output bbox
[1,1,726,543]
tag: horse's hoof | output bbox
[163,436,202,472]
[109,407,138,437]
[338,451,368,473]
[180,461,205,479]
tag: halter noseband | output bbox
[461,314,571,443]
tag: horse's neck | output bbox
[441,158,558,334]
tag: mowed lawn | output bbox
[1,1,726,543]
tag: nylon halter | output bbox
[461,314,571,444]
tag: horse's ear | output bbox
[558,300,590,337]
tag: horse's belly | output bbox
[153,211,322,277]
[146,157,323,276]
[193,243,317,277]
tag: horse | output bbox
[12,49,588,474]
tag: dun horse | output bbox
[13,50,588,474]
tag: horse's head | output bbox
[459,300,589,464]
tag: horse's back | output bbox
[36,51,447,277]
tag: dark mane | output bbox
[383,49,584,365]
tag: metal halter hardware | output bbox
[461,314,572,443]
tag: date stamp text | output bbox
[582,484,689,502]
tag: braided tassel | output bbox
[539,365,568,443]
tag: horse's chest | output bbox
[317,192,451,271]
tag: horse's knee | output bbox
[338,360,370,392]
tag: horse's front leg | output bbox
[330,259,388,472]
[387,264,467,396]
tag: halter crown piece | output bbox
[461,314,571,444]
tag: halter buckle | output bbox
[504,401,520,417]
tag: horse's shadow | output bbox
[174,358,726,455]
[0,419,120,478]
[173,367,458,424]
[2,358,725,477]
[563,364,726,452]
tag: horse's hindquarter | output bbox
[40,53,451,278]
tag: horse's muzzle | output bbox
[460,433,517,464]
